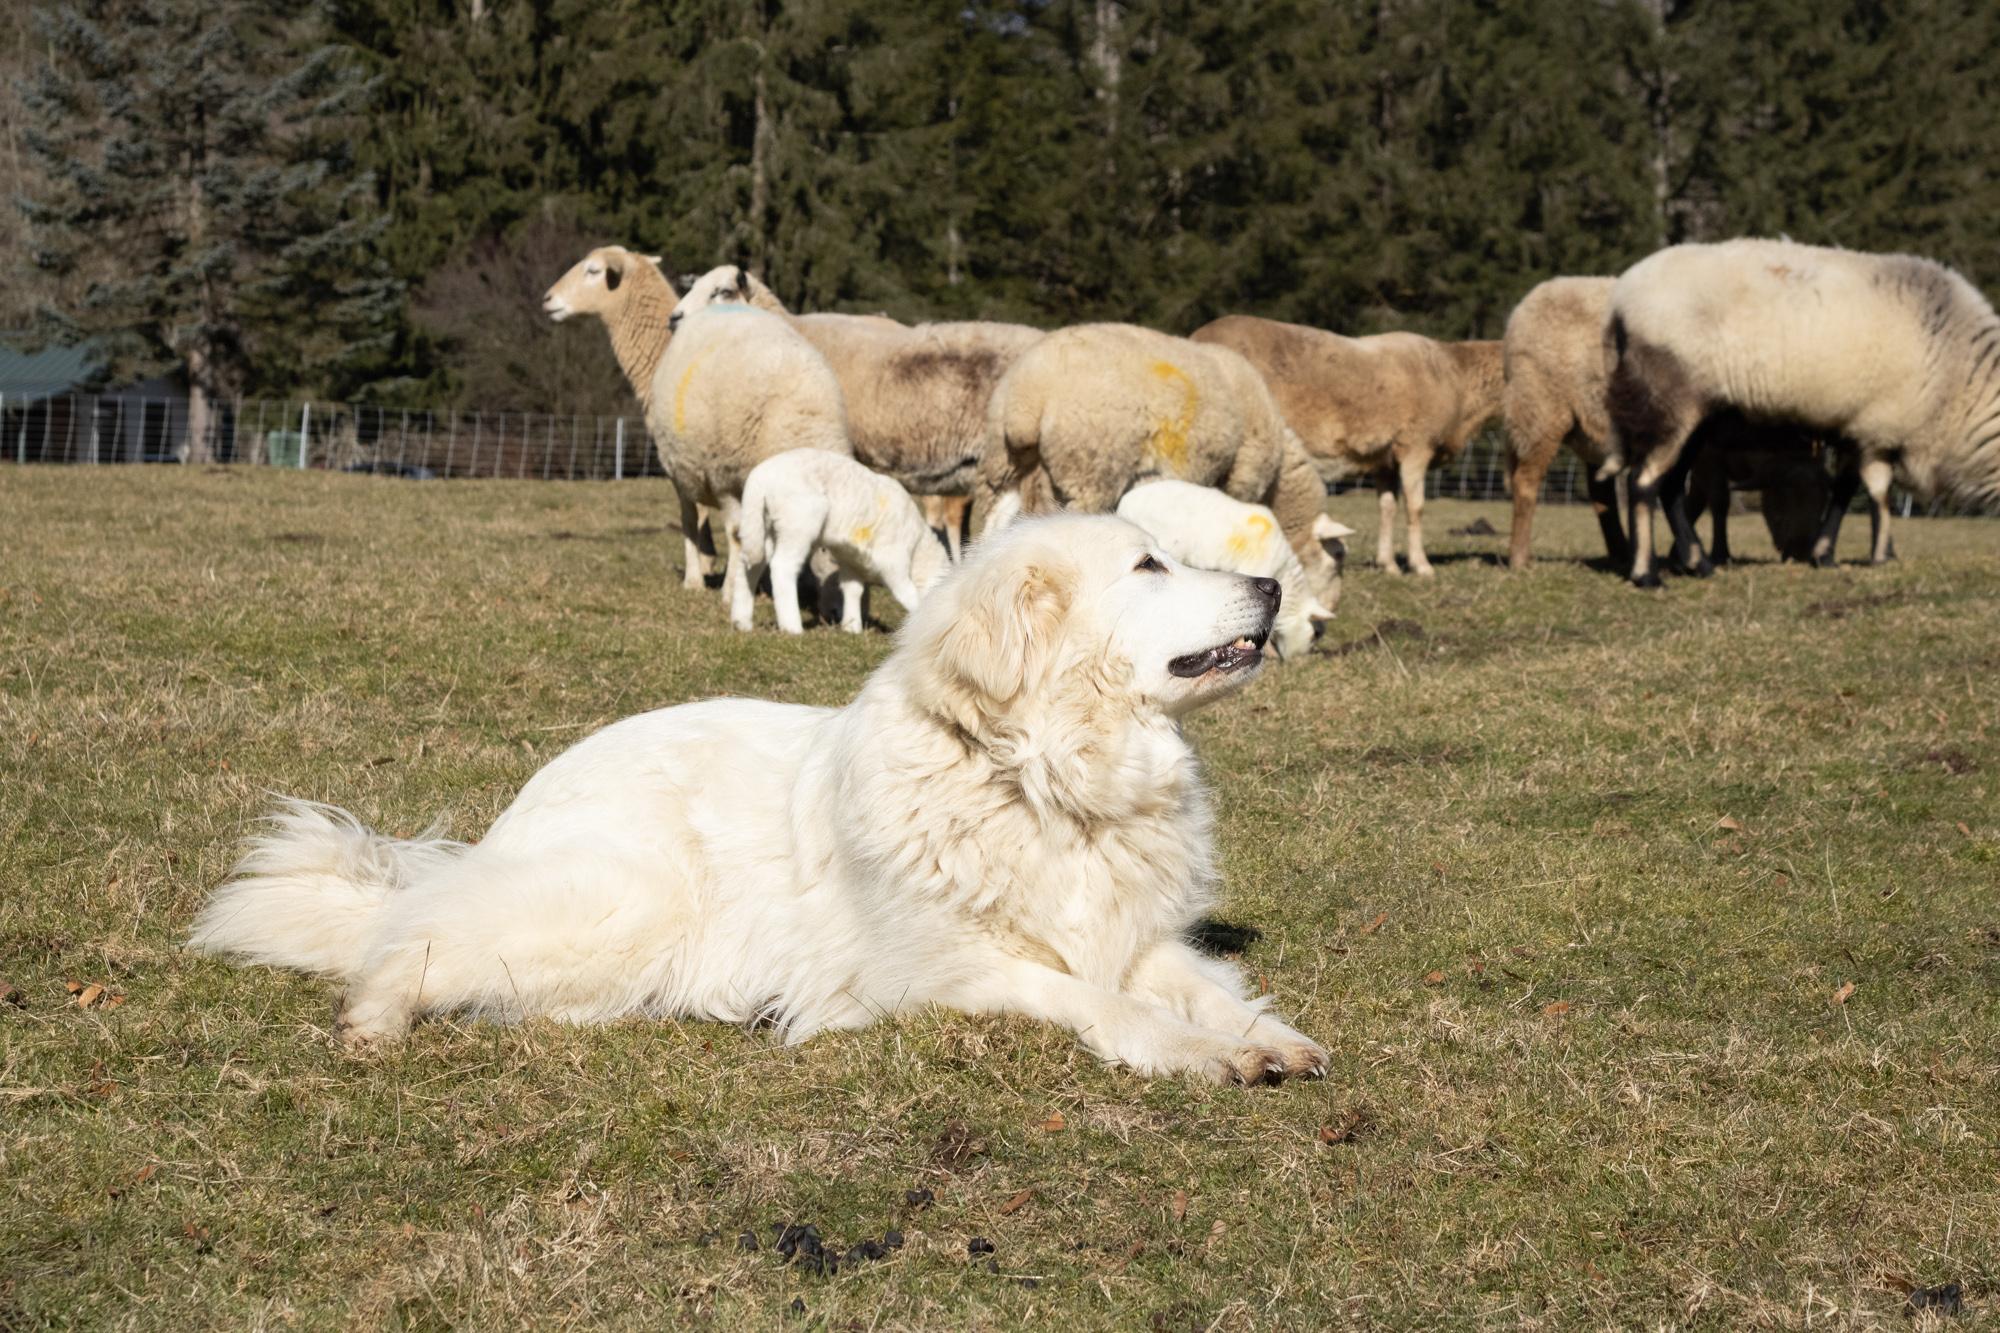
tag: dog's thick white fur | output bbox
[738,448,950,634]
[1116,480,1352,661]
[190,516,1327,1084]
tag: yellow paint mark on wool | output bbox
[851,524,875,545]
[673,351,711,434]
[1144,360,1199,476]
[1225,512,1274,561]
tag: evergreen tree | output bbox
[19,0,399,458]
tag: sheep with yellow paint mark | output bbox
[974,323,1340,606]
[541,246,852,631]
[738,449,950,635]
[1116,480,1353,661]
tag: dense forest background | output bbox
[6,0,2000,419]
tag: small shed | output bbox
[0,340,195,463]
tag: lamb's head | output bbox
[1307,513,1355,619]
[542,246,665,324]
[668,264,786,332]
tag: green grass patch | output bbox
[2,469,1996,1328]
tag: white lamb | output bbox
[738,449,951,634]
[1115,480,1351,661]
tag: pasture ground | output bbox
[2,468,1997,1330]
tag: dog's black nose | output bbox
[1249,576,1281,605]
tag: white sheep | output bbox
[672,265,1043,555]
[971,322,1343,607]
[737,449,950,634]
[1115,480,1351,661]
[1605,238,2000,585]
[544,246,854,628]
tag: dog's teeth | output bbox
[1231,637,1253,650]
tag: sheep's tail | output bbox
[187,798,464,980]
[738,470,773,567]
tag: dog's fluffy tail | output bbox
[188,798,464,979]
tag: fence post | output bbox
[470,412,482,477]
[298,402,311,469]
[614,417,625,481]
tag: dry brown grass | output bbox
[2,468,1996,1329]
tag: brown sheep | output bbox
[1188,316,1504,577]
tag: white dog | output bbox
[190,516,1326,1084]
[1116,481,1353,661]
[739,448,950,634]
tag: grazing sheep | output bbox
[672,265,1043,505]
[1188,316,1504,578]
[1684,417,1833,565]
[738,449,951,635]
[1499,277,1631,570]
[544,246,854,629]
[1606,238,2000,586]
[1115,480,1351,661]
[1504,274,1866,571]
[972,322,1342,606]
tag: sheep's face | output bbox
[542,247,661,324]
[668,265,755,334]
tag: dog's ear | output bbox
[916,551,1073,725]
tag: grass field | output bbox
[3,468,1997,1330]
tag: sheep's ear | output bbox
[645,254,663,265]
[1312,514,1356,542]
[602,251,625,291]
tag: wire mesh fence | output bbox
[0,389,1979,517]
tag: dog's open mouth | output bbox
[1168,630,1269,678]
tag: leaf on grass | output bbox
[1108,1240,1144,1273]
[1831,980,1855,1006]
[76,983,105,1009]
[0,981,23,1008]
[1357,911,1388,937]
[1169,1190,1188,1222]
[1958,821,1974,838]
[1542,1000,1572,1017]
[1317,1109,1367,1145]
[65,980,84,995]
[1037,1112,1065,1133]
[1421,970,1445,986]
[134,1164,158,1184]
[999,1188,1034,1216]
[1716,816,1743,832]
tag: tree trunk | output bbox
[1647,0,1673,247]
[184,346,215,465]
[747,65,770,275]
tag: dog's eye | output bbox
[1134,555,1166,573]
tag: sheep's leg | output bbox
[720,495,756,631]
[1374,467,1401,574]
[1860,456,1896,564]
[1810,461,1864,568]
[1587,470,1630,568]
[1505,444,1552,571]
[882,567,924,615]
[765,532,814,635]
[1398,450,1435,577]
[1703,459,1734,566]
[1659,454,1712,578]
[838,570,867,634]
[678,494,707,590]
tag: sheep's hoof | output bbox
[1631,571,1663,590]
[1684,558,1714,579]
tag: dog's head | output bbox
[899,514,1278,731]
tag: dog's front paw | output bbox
[1246,1017,1328,1079]
[1203,1042,1291,1087]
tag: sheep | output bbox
[970,321,1343,606]
[544,246,853,629]
[1188,316,1504,578]
[1503,273,1872,572]
[670,265,1043,522]
[1605,238,2000,586]
[1499,277,1631,570]
[737,449,950,635]
[1115,480,1352,661]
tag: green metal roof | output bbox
[0,340,107,399]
